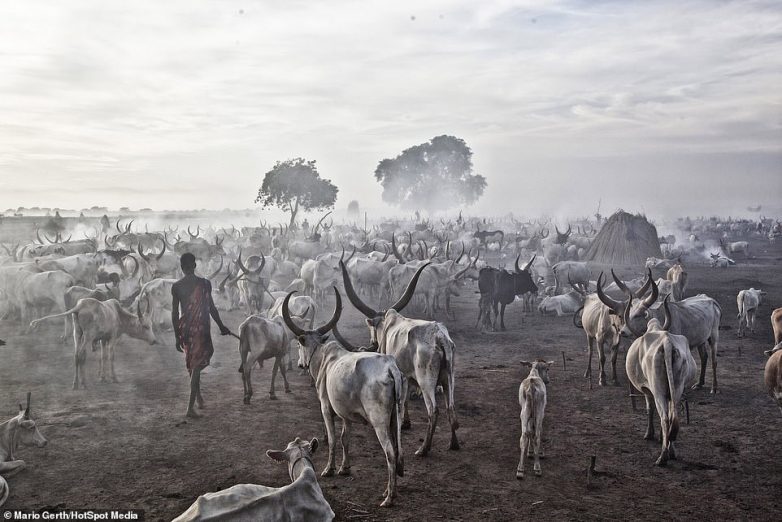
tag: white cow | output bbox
[516,360,552,479]
[736,288,766,337]
[0,394,48,508]
[625,297,697,466]
[174,437,334,521]
[283,289,406,507]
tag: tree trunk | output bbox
[288,197,300,228]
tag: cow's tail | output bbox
[0,475,8,508]
[573,306,585,329]
[437,326,458,430]
[662,338,679,442]
[389,365,406,478]
[29,305,79,330]
[237,325,248,373]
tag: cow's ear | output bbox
[310,438,319,453]
[266,450,287,463]
[546,361,555,366]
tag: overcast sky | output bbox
[0,0,780,218]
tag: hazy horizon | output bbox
[1,0,780,217]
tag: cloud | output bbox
[0,0,779,215]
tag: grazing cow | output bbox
[579,270,654,386]
[0,393,48,507]
[764,350,782,415]
[174,437,334,521]
[666,262,688,301]
[283,289,406,507]
[477,255,538,331]
[473,228,504,248]
[341,260,459,457]
[30,298,157,389]
[736,288,766,337]
[616,277,722,394]
[626,297,698,466]
[516,360,552,480]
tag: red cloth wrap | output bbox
[178,280,214,373]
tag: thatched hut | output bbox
[583,210,662,265]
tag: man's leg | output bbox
[186,368,202,418]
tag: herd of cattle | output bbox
[1,213,781,516]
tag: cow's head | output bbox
[135,295,157,345]
[267,436,319,481]
[521,360,554,384]
[596,269,657,338]
[282,288,341,370]
[513,254,538,296]
[16,393,48,449]
[341,259,429,351]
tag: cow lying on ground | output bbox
[516,360,552,480]
[625,297,697,466]
[0,393,48,507]
[174,437,334,521]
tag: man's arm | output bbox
[207,281,230,335]
[171,286,182,352]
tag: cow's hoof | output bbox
[338,467,351,476]
[516,470,525,480]
[284,388,292,394]
[710,388,719,395]
[534,469,542,477]
[243,397,250,405]
[269,394,278,400]
[644,433,655,441]
[414,447,429,457]
[321,468,335,477]
[449,439,460,451]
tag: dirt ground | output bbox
[2,238,781,521]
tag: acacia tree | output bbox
[374,135,486,212]
[256,158,338,227]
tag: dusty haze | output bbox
[0,0,780,217]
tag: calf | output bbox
[736,288,766,337]
[516,360,552,479]
[625,297,698,466]
[0,394,48,507]
[666,262,688,301]
[174,437,334,521]
[764,350,782,415]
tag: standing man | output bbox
[171,253,231,418]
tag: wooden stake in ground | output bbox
[561,351,567,371]
[586,455,596,488]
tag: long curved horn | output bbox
[219,263,232,291]
[44,232,58,244]
[555,225,562,236]
[137,244,150,262]
[333,325,362,352]
[156,238,166,260]
[635,268,654,299]
[236,250,249,274]
[340,260,378,318]
[381,245,390,262]
[596,273,623,312]
[391,234,405,264]
[24,391,31,419]
[455,242,465,264]
[611,269,631,294]
[662,295,671,331]
[207,256,224,279]
[522,253,536,271]
[282,292,306,337]
[346,245,357,263]
[125,255,140,278]
[116,220,123,234]
[126,220,134,233]
[641,276,659,309]
[514,254,523,273]
[540,227,549,238]
[316,287,342,335]
[63,234,72,243]
[445,240,451,260]
[254,252,266,275]
[471,248,480,267]
[391,262,430,312]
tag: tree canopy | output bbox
[256,158,338,226]
[374,135,486,212]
